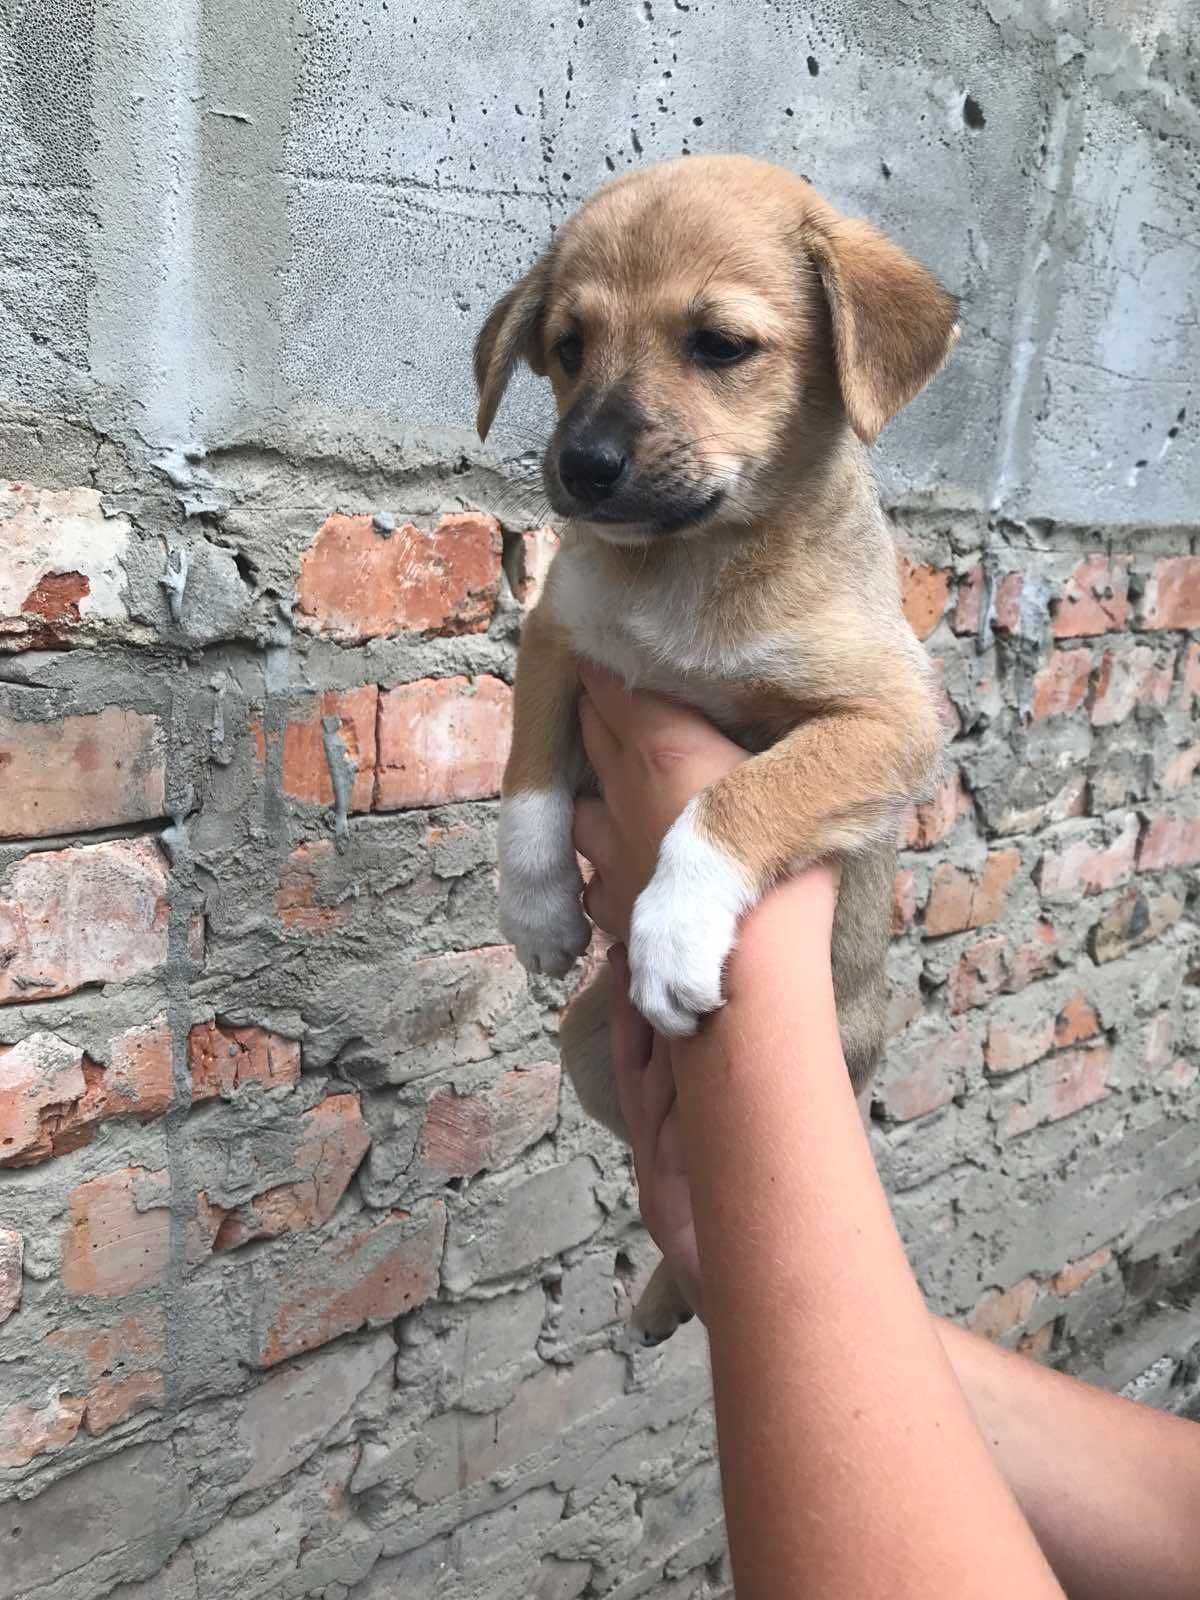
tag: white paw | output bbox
[501,879,590,975]
[498,788,591,977]
[628,799,756,1037]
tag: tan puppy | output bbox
[475,154,956,1341]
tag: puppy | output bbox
[474,154,955,1342]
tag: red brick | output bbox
[0,483,136,652]
[1141,556,1200,631]
[1053,1246,1112,1297]
[0,1020,171,1167]
[276,839,352,934]
[1137,811,1200,871]
[1183,643,1200,704]
[1031,650,1091,719]
[953,566,1022,637]
[875,1027,977,1121]
[212,1094,371,1249]
[0,839,170,1005]
[0,709,165,841]
[0,1227,21,1323]
[1054,991,1100,1048]
[189,1022,301,1101]
[83,1371,166,1435]
[61,1167,171,1297]
[949,937,1010,1013]
[891,869,918,935]
[1089,886,1182,964]
[47,1311,166,1435]
[255,1201,446,1366]
[507,526,560,609]
[1089,645,1174,726]
[418,1064,560,1180]
[970,1277,1038,1339]
[0,1395,85,1469]
[1001,1047,1109,1140]
[948,924,1058,1014]
[1038,817,1138,899]
[397,947,530,1069]
[902,768,969,849]
[985,1014,1055,1075]
[897,552,949,640]
[1161,743,1200,793]
[1053,555,1131,638]
[269,687,379,812]
[375,675,512,810]
[1011,923,1059,987]
[923,848,1019,937]
[295,512,502,642]
[992,572,1025,634]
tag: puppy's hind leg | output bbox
[561,965,694,1347]
[559,960,628,1142]
[631,1258,695,1347]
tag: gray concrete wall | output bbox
[1,4,1198,1598]
[5,0,1198,516]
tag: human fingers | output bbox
[573,796,616,871]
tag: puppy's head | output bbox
[475,155,958,544]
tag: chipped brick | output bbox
[189,1022,301,1101]
[376,675,512,810]
[1001,1047,1109,1140]
[1141,556,1200,631]
[1053,555,1131,638]
[1031,650,1091,720]
[254,1202,446,1366]
[61,1167,171,1298]
[897,552,950,640]
[296,512,502,641]
[923,848,1019,937]
[418,1063,560,1180]
[0,709,166,841]
[0,839,170,1005]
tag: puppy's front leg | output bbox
[499,604,591,976]
[630,696,941,1036]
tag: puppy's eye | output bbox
[555,332,584,375]
[690,330,756,368]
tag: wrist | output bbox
[723,867,839,1006]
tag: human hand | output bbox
[573,663,749,944]
[607,943,704,1321]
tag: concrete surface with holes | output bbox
[1,2,1198,1597]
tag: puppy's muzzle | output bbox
[558,434,628,505]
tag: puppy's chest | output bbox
[550,549,801,749]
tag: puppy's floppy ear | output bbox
[803,214,960,444]
[474,250,555,442]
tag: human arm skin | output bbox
[668,880,1065,1599]
[575,666,1064,1599]
[607,941,1200,1600]
[936,1316,1200,1600]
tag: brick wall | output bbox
[0,455,1197,1598]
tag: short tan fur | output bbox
[475,154,956,1343]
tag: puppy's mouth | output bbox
[546,473,726,541]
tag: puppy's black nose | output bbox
[558,439,628,503]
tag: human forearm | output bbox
[671,877,1064,1600]
[937,1317,1200,1600]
